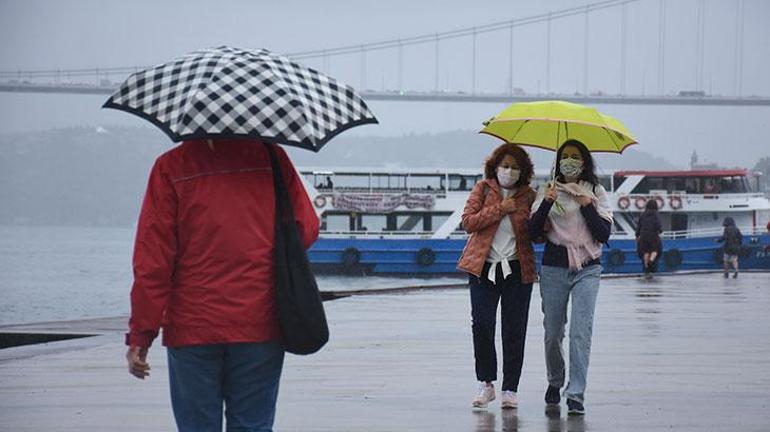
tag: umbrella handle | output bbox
[551,121,561,185]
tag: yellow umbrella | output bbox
[480,100,637,153]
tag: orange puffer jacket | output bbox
[456,179,537,284]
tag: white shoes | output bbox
[500,390,519,409]
[472,383,496,408]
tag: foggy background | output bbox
[1,0,769,225]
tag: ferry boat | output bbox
[300,167,770,275]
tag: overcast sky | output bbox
[1,0,769,167]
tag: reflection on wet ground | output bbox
[280,272,770,431]
[0,273,768,431]
[472,406,589,432]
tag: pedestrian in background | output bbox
[717,216,742,278]
[636,199,663,279]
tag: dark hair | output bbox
[554,139,599,185]
[645,199,658,212]
[484,143,534,187]
[723,217,735,227]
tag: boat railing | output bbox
[315,186,469,195]
[318,226,768,241]
[611,191,766,200]
[660,226,766,239]
[320,230,437,238]
[319,229,469,239]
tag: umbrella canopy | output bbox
[103,46,378,151]
[480,100,636,153]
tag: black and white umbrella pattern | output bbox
[103,46,378,151]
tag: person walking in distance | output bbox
[717,216,742,278]
[636,199,663,279]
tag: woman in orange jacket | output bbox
[457,143,537,409]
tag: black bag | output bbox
[265,143,329,355]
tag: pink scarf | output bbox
[532,181,613,271]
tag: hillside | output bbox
[1,126,680,225]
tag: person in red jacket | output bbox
[125,138,319,431]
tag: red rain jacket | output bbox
[126,139,319,348]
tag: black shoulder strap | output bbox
[264,143,295,223]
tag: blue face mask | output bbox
[559,158,583,178]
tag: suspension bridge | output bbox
[1,0,767,106]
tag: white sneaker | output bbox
[472,383,495,408]
[501,390,518,409]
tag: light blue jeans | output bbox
[167,342,285,432]
[539,264,601,404]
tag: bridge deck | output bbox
[2,82,770,106]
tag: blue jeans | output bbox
[539,264,601,404]
[167,342,285,432]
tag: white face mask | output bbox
[559,158,583,179]
[496,167,520,188]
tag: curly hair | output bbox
[483,143,534,187]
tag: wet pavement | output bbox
[1,272,769,431]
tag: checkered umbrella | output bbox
[103,46,378,151]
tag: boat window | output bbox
[703,177,720,193]
[369,174,407,191]
[396,214,426,232]
[631,177,665,194]
[714,176,748,193]
[719,177,734,193]
[684,177,701,194]
[324,214,350,232]
[333,173,370,191]
[430,213,452,231]
[409,174,443,192]
[733,176,749,193]
[665,177,685,193]
[448,174,476,191]
[313,174,335,190]
[361,214,387,232]
[613,175,627,191]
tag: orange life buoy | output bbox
[313,195,327,208]
[669,195,683,210]
[634,196,647,210]
[617,196,630,210]
[654,196,665,210]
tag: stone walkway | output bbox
[1,273,769,431]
